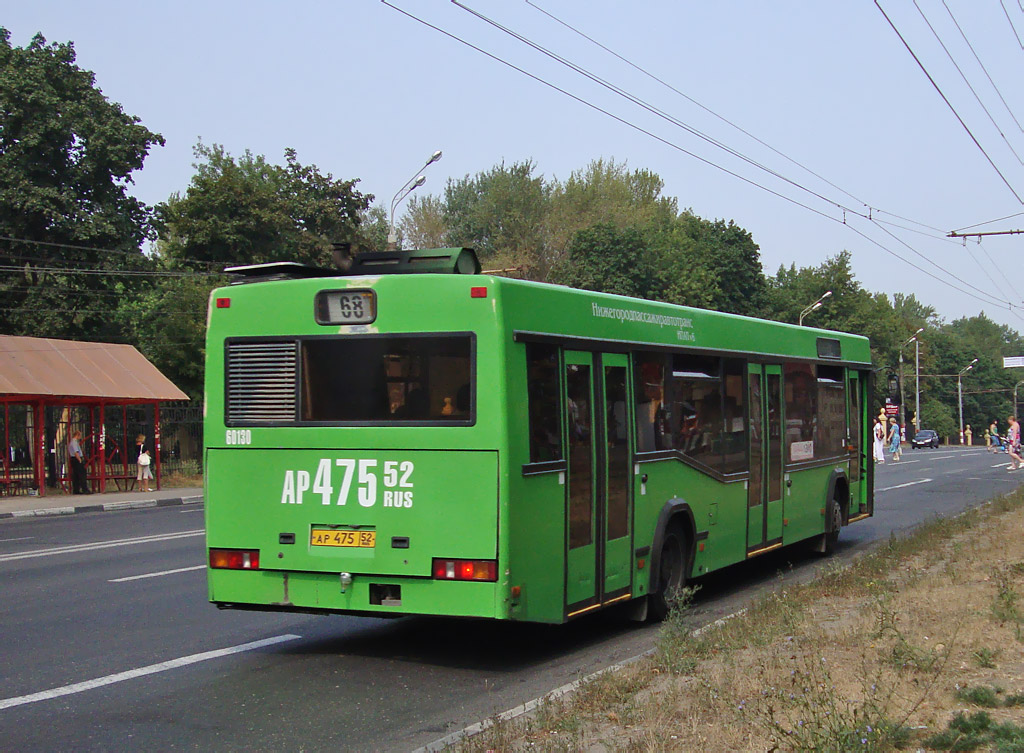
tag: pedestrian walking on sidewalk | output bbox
[873,417,886,464]
[67,430,90,494]
[887,417,901,461]
[136,433,153,492]
[1007,416,1022,471]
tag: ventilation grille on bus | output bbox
[225,341,298,423]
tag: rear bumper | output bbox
[209,568,504,619]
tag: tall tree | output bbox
[545,158,677,265]
[157,143,370,268]
[398,194,447,251]
[0,29,165,340]
[443,160,548,274]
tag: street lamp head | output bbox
[411,175,427,189]
[822,290,833,299]
[427,150,442,165]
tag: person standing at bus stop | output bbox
[135,433,153,492]
[67,430,89,494]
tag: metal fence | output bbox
[1,399,203,497]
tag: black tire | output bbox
[821,496,843,555]
[649,526,688,621]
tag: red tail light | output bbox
[216,297,231,308]
[470,287,488,298]
[209,548,260,569]
[432,558,497,582]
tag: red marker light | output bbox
[470,287,488,299]
[216,297,231,308]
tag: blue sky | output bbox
[7,1,1024,334]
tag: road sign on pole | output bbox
[1004,357,1024,368]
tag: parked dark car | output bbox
[912,429,940,449]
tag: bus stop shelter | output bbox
[0,336,189,497]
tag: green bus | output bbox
[204,248,873,624]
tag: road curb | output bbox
[0,495,203,519]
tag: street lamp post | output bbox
[913,337,922,435]
[899,328,923,443]
[387,150,443,250]
[798,290,833,326]
[1015,380,1024,420]
[957,358,978,445]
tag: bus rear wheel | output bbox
[649,527,688,621]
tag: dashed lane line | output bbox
[0,634,301,711]
[0,530,204,563]
[109,565,206,582]
[876,479,932,492]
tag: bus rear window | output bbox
[301,335,473,424]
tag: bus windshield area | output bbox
[301,335,473,423]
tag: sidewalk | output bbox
[0,486,203,519]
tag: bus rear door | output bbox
[563,351,633,617]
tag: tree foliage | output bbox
[157,143,371,268]
[0,29,164,340]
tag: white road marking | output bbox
[0,530,204,563]
[0,536,35,543]
[877,479,932,492]
[0,634,301,711]
[109,565,206,582]
[993,462,1012,468]
[179,509,204,513]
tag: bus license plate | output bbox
[310,530,376,548]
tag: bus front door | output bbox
[747,363,784,554]
[848,370,868,517]
[564,351,633,616]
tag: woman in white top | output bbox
[873,417,886,464]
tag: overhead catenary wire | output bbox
[1002,0,1024,49]
[875,0,1024,205]
[452,0,871,223]
[383,2,1024,320]
[450,0,1022,308]
[914,0,1024,166]
[941,0,1024,136]
[954,210,1024,233]
[523,0,875,214]
[380,1,841,225]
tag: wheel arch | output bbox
[647,498,697,595]
[826,468,849,528]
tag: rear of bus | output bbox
[204,254,511,619]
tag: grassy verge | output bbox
[453,488,1024,751]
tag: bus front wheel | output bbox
[649,526,688,621]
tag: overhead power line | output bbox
[523,0,874,213]
[382,1,1024,320]
[875,0,1024,204]
[954,210,1024,232]
[914,0,1024,166]
[450,1,1018,305]
[941,0,1024,136]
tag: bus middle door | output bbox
[747,363,784,555]
[563,351,633,617]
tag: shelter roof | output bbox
[0,336,189,402]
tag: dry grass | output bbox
[451,489,1024,751]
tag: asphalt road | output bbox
[0,447,1018,752]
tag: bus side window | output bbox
[526,344,562,462]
